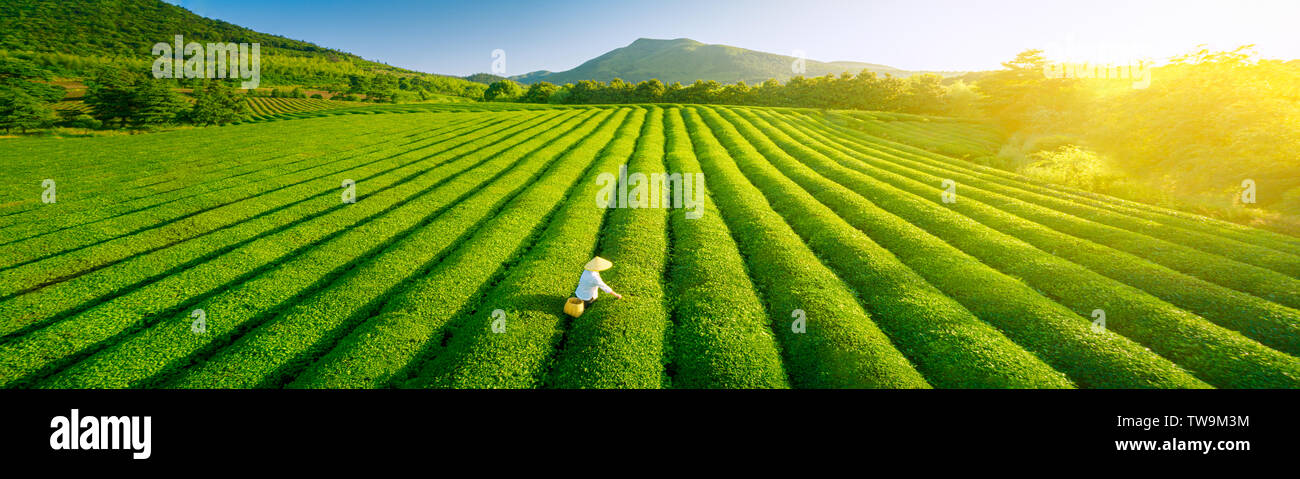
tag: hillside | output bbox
[0,0,483,94]
[511,38,962,85]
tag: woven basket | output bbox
[563,297,585,318]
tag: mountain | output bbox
[0,0,482,95]
[510,38,962,85]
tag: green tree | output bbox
[634,79,665,102]
[132,79,186,126]
[902,74,947,114]
[85,70,186,128]
[347,75,371,94]
[568,80,603,103]
[753,78,783,106]
[521,82,557,103]
[942,80,983,117]
[84,70,139,128]
[483,80,521,101]
[681,80,720,103]
[605,78,634,102]
[0,85,55,133]
[0,57,61,133]
[366,74,399,102]
[718,81,751,104]
[189,81,251,126]
[0,57,64,102]
[976,49,1083,129]
[547,84,571,104]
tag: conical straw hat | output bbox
[584,256,613,271]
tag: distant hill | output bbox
[506,70,554,84]
[511,38,963,85]
[463,73,507,84]
[0,0,483,95]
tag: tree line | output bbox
[0,52,494,134]
[0,57,260,133]
[482,71,960,115]
[0,55,64,133]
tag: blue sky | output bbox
[165,0,1300,76]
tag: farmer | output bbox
[574,256,623,307]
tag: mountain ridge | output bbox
[507,37,964,85]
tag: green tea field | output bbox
[1,104,1298,389]
[244,97,367,122]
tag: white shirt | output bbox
[574,270,613,301]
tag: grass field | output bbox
[1,103,1297,389]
